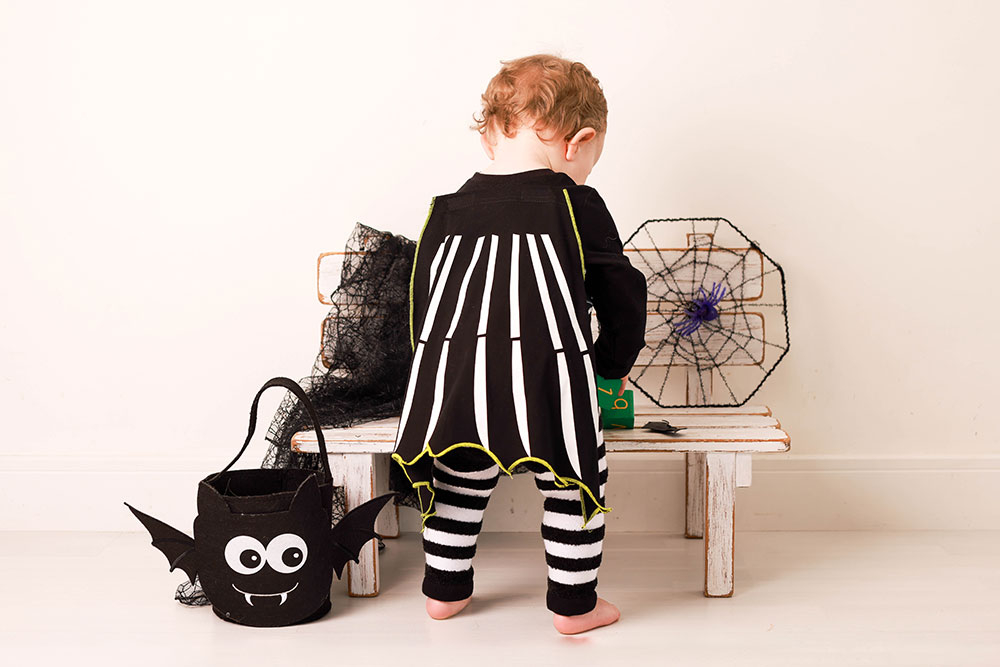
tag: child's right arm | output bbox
[571,186,648,391]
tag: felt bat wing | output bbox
[642,420,686,435]
[329,493,396,579]
[124,502,200,585]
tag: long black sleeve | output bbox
[569,186,648,379]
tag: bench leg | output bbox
[704,452,736,597]
[685,452,705,539]
[736,452,752,488]
[373,453,400,538]
[340,454,381,597]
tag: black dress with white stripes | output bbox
[392,168,644,531]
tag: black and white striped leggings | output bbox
[420,443,608,616]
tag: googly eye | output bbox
[224,535,267,575]
[265,533,308,574]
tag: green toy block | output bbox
[595,373,634,429]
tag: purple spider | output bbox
[671,282,727,337]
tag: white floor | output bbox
[0,530,997,666]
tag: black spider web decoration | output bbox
[619,218,790,408]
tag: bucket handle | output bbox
[212,377,332,484]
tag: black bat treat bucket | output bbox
[125,377,395,627]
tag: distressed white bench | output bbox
[294,234,790,598]
[291,435,399,597]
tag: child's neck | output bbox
[480,127,560,175]
[479,159,554,175]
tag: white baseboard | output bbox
[3,453,999,531]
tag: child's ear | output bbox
[565,126,598,161]
[576,127,599,143]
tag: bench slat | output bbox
[603,428,789,453]
[633,414,777,428]
[292,417,789,455]
[634,405,771,416]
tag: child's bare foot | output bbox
[552,598,620,634]
[426,596,471,620]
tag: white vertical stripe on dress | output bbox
[538,233,587,351]
[396,235,458,449]
[426,236,485,447]
[409,236,462,449]
[477,235,499,336]
[525,234,561,349]
[525,233,581,477]
[419,236,462,342]
[426,234,451,298]
[423,339,450,448]
[474,235,499,450]
[509,235,521,339]
[509,234,531,457]
[539,233,602,432]
[445,235,485,338]
[581,353,601,432]
[394,342,425,449]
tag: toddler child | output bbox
[390,53,647,635]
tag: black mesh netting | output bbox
[261,221,419,512]
[175,222,417,606]
[175,576,210,606]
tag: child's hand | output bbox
[616,376,628,396]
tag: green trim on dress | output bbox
[562,188,586,280]
[409,197,436,352]
[392,442,611,532]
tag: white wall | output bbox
[2,0,997,531]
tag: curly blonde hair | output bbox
[471,53,608,144]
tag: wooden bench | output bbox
[294,228,790,597]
